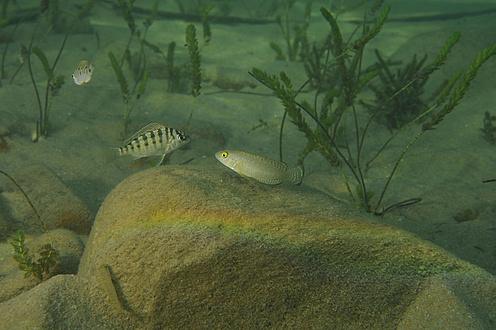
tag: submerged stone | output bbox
[1,165,494,328]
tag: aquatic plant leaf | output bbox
[137,68,148,98]
[150,0,158,22]
[320,8,343,52]
[370,0,386,14]
[50,74,65,97]
[108,51,130,102]
[116,0,136,33]
[142,39,163,55]
[186,24,202,97]
[166,41,175,72]
[48,0,59,26]
[270,42,286,61]
[432,70,463,108]
[421,31,461,78]
[423,43,496,131]
[72,0,96,20]
[350,5,390,50]
[200,5,214,43]
[32,46,54,81]
[40,0,49,13]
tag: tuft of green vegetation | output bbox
[23,0,96,141]
[165,41,182,93]
[0,169,59,281]
[270,0,312,61]
[111,0,157,138]
[199,5,214,44]
[250,3,496,215]
[186,24,202,98]
[10,229,59,281]
[185,24,202,130]
[362,51,437,130]
[481,111,496,144]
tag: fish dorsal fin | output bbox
[124,122,165,145]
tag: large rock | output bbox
[1,165,495,328]
[0,165,93,235]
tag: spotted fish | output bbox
[72,60,94,85]
[117,123,190,164]
[215,150,303,185]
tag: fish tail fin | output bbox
[106,146,125,161]
[287,165,304,185]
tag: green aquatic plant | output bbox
[250,3,496,214]
[199,4,214,44]
[185,23,202,130]
[10,229,59,281]
[108,51,148,139]
[165,42,183,93]
[141,38,188,94]
[0,169,59,280]
[481,111,496,144]
[269,0,312,61]
[25,0,95,141]
[1,0,9,20]
[111,0,158,138]
[362,50,433,130]
[0,17,9,86]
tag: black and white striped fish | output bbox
[117,122,190,164]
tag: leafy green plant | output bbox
[108,51,148,139]
[250,3,496,214]
[25,0,95,141]
[362,50,435,130]
[110,0,158,138]
[185,23,202,130]
[199,4,214,44]
[269,0,312,61]
[10,229,59,281]
[0,169,59,280]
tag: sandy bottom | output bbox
[0,0,495,277]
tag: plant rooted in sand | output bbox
[110,0,167,138]
[1,169,59,280]
[25,0,95,141]
[250,2,496,214]
[269,0,312,61]
[10,229,59,281]
[184,23,202,130]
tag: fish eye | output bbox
[222,152,228,158]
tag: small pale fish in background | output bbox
[117,122,190,165]
[215,150,303,185]
[72,60,94,85]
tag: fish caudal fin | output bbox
[287,165,304,185]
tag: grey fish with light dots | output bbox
[215,150,303,185]
[117,122,190,165]
[72,60,94,85]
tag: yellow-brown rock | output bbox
[74,165,496,328]
[1,165,494,328]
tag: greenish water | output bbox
[0,0,496,326]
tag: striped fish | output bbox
[72,60,94,85]
[215,150,303,185]
[117,123,190,164]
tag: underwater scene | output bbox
[0,0,496,327]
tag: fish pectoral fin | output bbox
[152,154,167,166]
